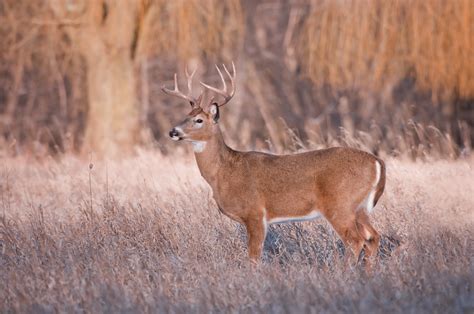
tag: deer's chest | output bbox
[209,178,256,222]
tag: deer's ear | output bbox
[209,103,219,123]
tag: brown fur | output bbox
[170,107,386,265]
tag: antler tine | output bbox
[200,61,236,107]
[161,71,198,106]
[185,66,197,95]
[223,61,236,79]
[173,73,179,91]
[222,61,236,98]
[216,64,227,92]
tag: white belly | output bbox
[268,210,322,225]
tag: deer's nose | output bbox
[169,128,179,138]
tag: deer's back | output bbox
[238,147,381,216]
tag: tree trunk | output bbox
[82,49,139,156]
[50,0,146,156]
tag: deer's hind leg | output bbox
[325,213,366,264]
[355,210,380,262]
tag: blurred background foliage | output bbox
[0,0,472,158]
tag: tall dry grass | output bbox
[1,150,473,312]
[301,0,474,98]
[299,0,474,99]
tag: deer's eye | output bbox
[196,119,203,123]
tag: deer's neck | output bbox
[193,125,233,185]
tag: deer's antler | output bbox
[200,62,236,107]
[161,67,198,107]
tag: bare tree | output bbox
[50,0,153,156]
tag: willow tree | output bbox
[48,0,244,156]
[49,0,154,156]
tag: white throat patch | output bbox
[192,141,207,153]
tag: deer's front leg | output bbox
[244,214,267,264]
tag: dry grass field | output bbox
[1,0,473,312]
[1,150,473,313]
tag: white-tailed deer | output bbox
[162,63,386,265]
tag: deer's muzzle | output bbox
[169,128,184,141]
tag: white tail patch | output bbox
[374,160,381,188]
[363,160,382,213]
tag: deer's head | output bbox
[162,63,236,142]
